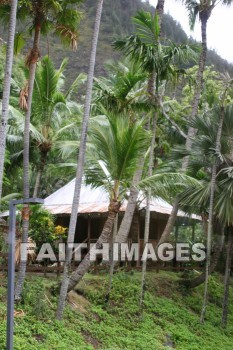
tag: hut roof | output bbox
[43,179,199,219]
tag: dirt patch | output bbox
[67,291,91,314]
[82,330,101,349]
[164,334,176,348]
[33,334,46,343]
[149,276,178,298]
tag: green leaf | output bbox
[14,32,26,55]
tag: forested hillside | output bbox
[36,0,233,84]
[1,0,231,84]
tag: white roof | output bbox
[43,179,199,219]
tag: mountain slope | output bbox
[40,0,233,85]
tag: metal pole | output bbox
[6,201,16,350]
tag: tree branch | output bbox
[159,101,187,139]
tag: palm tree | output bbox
[200,104,225,323]
[221,227,233,328]
[0,0,18,202]
[93,61,148,115]
[113,9,196,245]
[176,103,233,288]
[57,0,104,320]
[93,60,149,249]
[181,162,233,324]
[13,0,82,301]
[114,12,196,96]
[176,102,233,323]
[139,2,164,308]
[139,114,156,309]
[65,115,197,294]
[93,60,149,296]
[182,0,233,157]
[58,110,149,311]
[30,56,85,198]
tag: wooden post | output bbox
[192,224,195,243]
[175,225,179,243]
[173,225,179,271]
[57,260,61,278]
[87,216,91,251]
[137,213,141,268]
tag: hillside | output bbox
[38,0,233,85]
[0,271,232,349]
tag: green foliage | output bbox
[0,272,232,349]
[14,32,26,55]
[27,205,56,251]
[86,112,149,198]
[16,205,67,252]
[21,279,53,319]
[176,102,233,224]
[93,60,148,114]
[113,10,198,88]
[0,0,83,54]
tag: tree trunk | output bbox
[15,22,41,301]
[139,2,166,305]
[200,105,224,323]
[56,0,104,320]
[200,163,217,322]
[114,1,166,247]
[33,170,42,199]
[114,71,154,246]
[67,202,120,293]
[115,158,144,244]
[0,0,18,202]
[131,210,140,243]
[158,16,209,244]
[105,213,118,303]
[221,228,233,328]
[181,226,225,288]
[183,17,208,168]
[139,113,157,308]
[33,150,47,198]
[158,198,179,246]
[155,0,165,28]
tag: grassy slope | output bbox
[0,271,232,349]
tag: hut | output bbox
[43,179,199,249]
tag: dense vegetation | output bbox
[0,0,233,348]
[0,272,232,349]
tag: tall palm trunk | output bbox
[15,22,41,301]
[200,105,224,323]
[221,228,233,328]
[56,0,104,320]
[181,225,225,288]
[0,0,18,201]
[156,0,165,28]
[105,213,118,302]
[67,200,121,293]
[184,16,208,165]
[115,158,144,243]
[115,1,165,246]
[139,114,157,308]
[33,150,48,198]
[159,15,210,247]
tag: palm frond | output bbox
[87,112,149,190]
[137,172,200,202]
